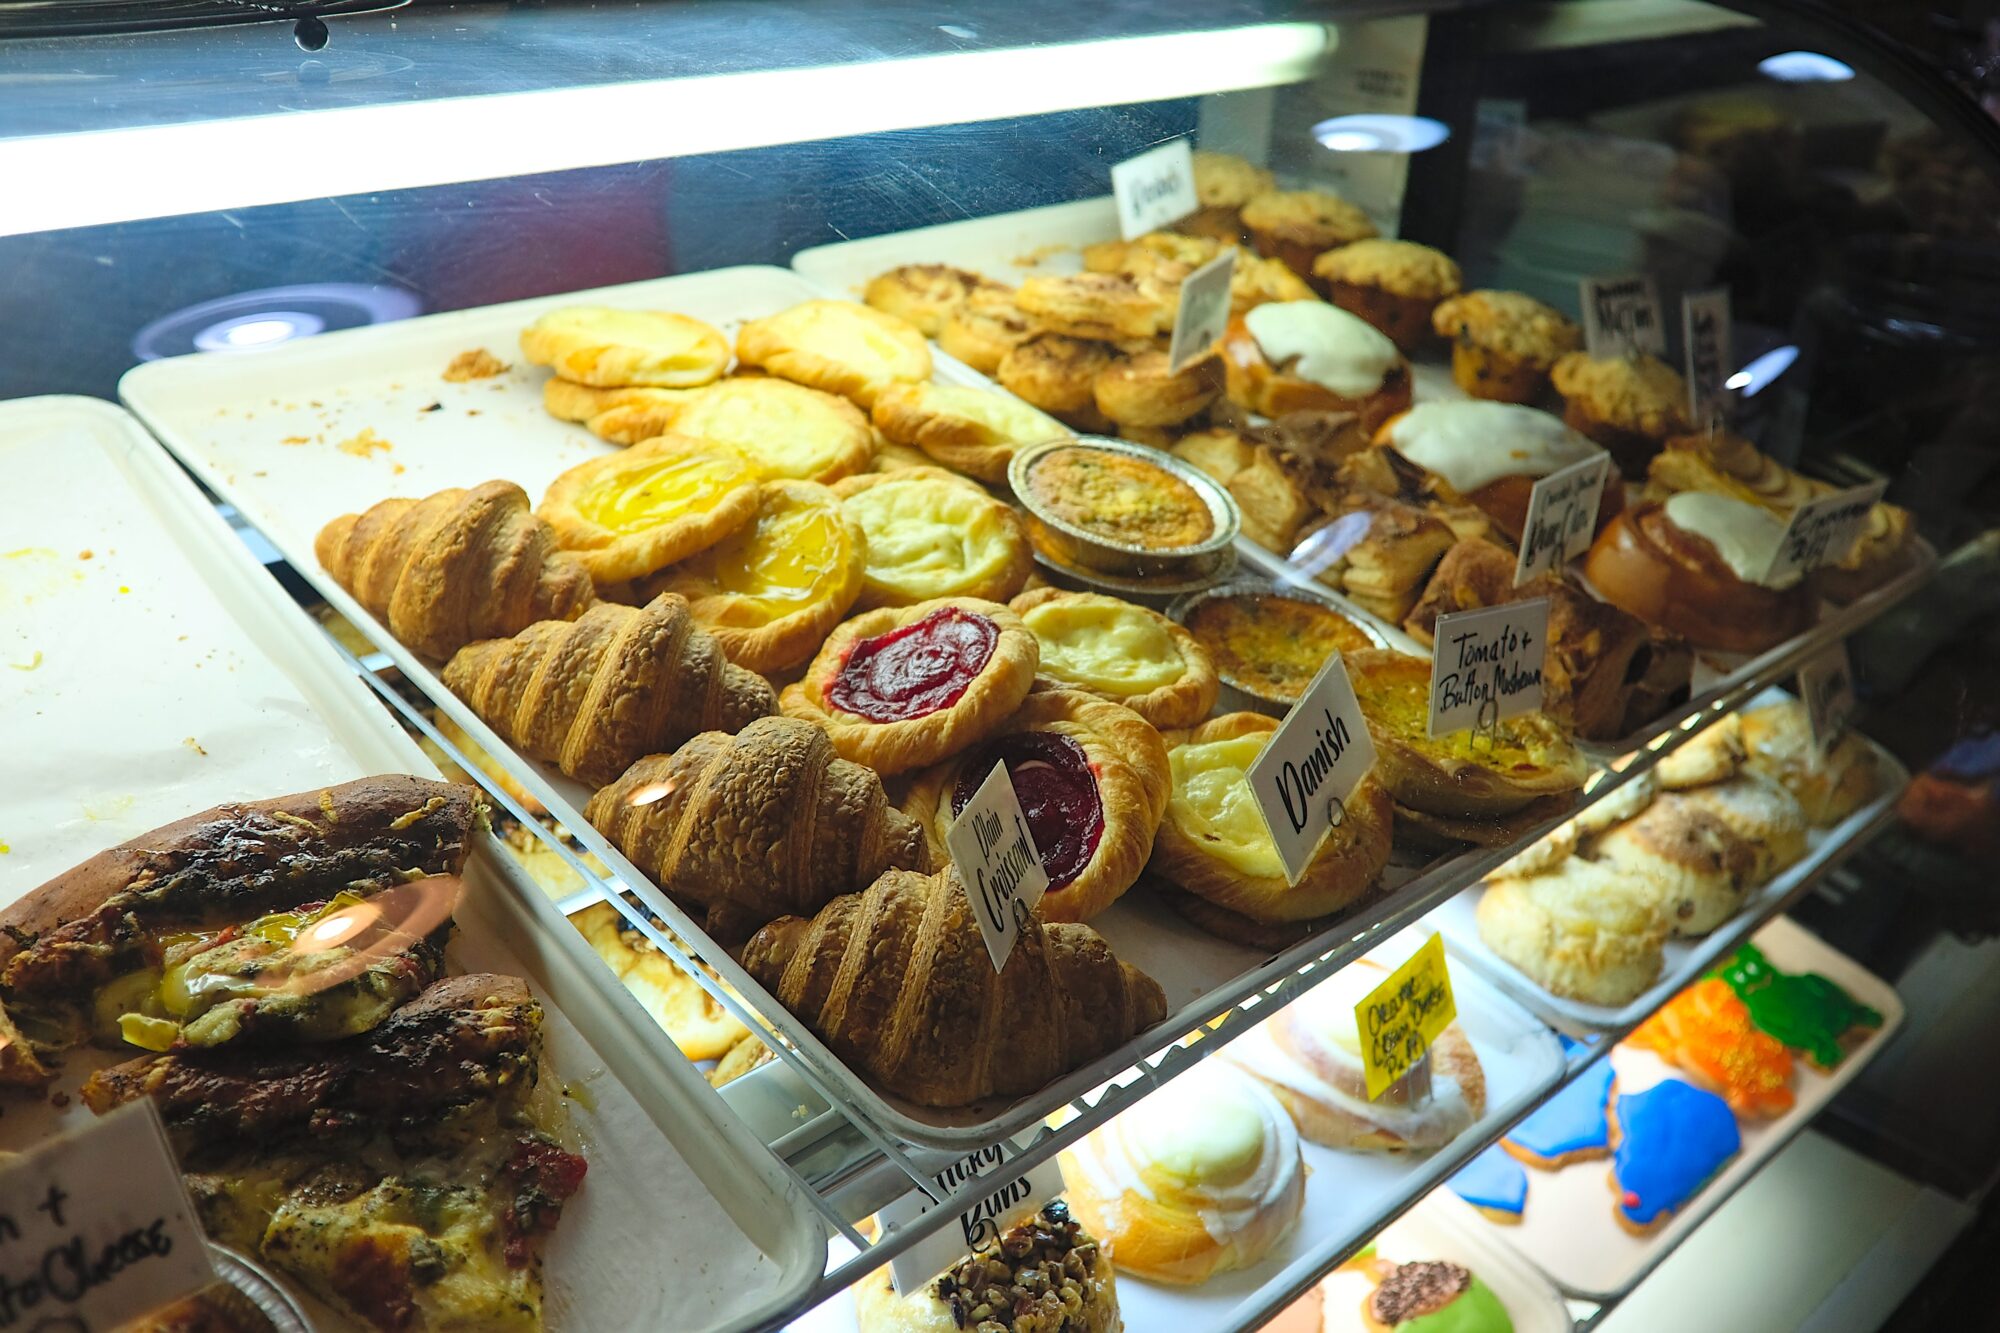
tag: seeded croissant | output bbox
[741,865,1167,1107]
[315,480,595,660]
[444,593,774,788]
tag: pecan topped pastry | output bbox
[854,1201,1121,1333]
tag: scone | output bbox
[938,286,1040,375]
[1240,189,1379,276]
[1477,857,1671,1005]
[735,299,932,409]
[780,597,1039,775]
[1592,791,1760,935]
[1093,350,1224,429]
[871,381,1070,484]
[1220,300,1412,429]
[571,376,877,481]
[643,479,867,674]
[853,1202,1120,1333]
[998,332,1120,430]
[1676,772,1809,883]
[833,466,1033,609]
[1739,699,1880,825]
[1310,239,1463,352]
[519,306,730,388]
[1656,713,1746,790]
[901,690,1169,922]
[1017,272,1172,342]
[537,434,762,582]
[1431,290,1582,403]
[1550,351,1692,475]
[863,263,1006,338]
[1011,587,1218,728]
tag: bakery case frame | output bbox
[4,0,1998,1330]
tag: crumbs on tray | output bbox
[338,428,392,458]
[444,348,509,382]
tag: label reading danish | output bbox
[1580,273,1666,358]
[1799,641,1859,759]
[882,1138,1067,1296]
[1427,599,1549,738]
[1357,933,1458,1101]
[1169,249,1237,372]
[947,761,1051,972]
[1247,652,1377,886]
[1681,286,1734,422]
[1764,479,1889,586]
[1111,138,1199,240]
[0,1100,216,1331]
[1514,452,1612,585]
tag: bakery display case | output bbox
[4,0,1998,1330]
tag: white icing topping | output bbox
[1024,597,1186,694]
[1662,491,1801,589]
[1244,301,1400,398]
[1384,401,1602,493]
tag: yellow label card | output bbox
[1356,934,1457,1101]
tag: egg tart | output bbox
[863,263,1008,338]
[1181,587,1382,710]
[1221,301,1412,430]
[1011,588,1218,729]
[902,691,1168,922]
[832,466,1032,609]
[576,376,878,482]
[1150,713,1394,927]
[644,479,867,674]
[537,434,762,582]
[871,381,1071,485]
[780,597,1040,775]
[519,306,729,388]
[735,299,931,410]
[542,378,691,434]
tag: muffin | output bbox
[1176,148,1278,243]
[1240,189,1378,277]
[1550,351,1691,475]
[1430,289,1582,403]
[1310,239,1462,352]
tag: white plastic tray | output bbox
[1438,914,1903,1300]
[1302,1204,1572,1333]
[1427,690,1909,1032]
[0,396,822,1333]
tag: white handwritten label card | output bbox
[0,1100,215,1331]
[946,761,1050,972]
[1110,138,1199,240]
[1580,273,1667,358]
[1763,479,1889,587]
[1513,452,1612,585]
[1681,287,1733,422]
[1246,652,1378,886]
[881,1140,1066,1296]
[1168,249,1236,372]
[1428,599,1550,738]
[1799,642,1859,758]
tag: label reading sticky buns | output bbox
[881,1137,1066,1296]
[1427,599,1549,738]
[1111,138,1199,240]
[1245,652,1378,885]
[1356,933,1458,1101]
[1514,452,1611,585]
[947,761,1051,972]
[1169,249,1237,372]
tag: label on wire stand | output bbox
[1246,652,1377,886]
[1513,452,1612,585]
[1799,641,1859,759]
[1111,138,1199,240]
[1168,249,1236,372]
[1580,273,1666,358]
[881,1141,1067,1296]
[946,761,1050,972]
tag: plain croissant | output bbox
[316,480,596,660]
[445,594,775,788]
[586,716,931,937]
[741,866,1167,1107]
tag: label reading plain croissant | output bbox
[1246,651,1378,886]
[1110,138,1199,240]
[881,1137,1067,1296]
[1799,641,1859,760]
[1513,451,1612,585]
[1357,932,1458,1101]
[947,761,1051,972]
[1427,599,1549,739]
[1168,249,1237,373]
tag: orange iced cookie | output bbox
[1627,977,1794,1118]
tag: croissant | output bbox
[316,480,595,660]
[586,716,931,937]
[444,593,775,788]
[741,865,1167,1107]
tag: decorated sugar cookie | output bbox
[1608,1078,1740,1234]
[1628,976,1794,1117]
[1450,1144,1527,1224]
[1714,944,1882,1071]
[1502,1047,1615,1169]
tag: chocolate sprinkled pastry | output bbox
[928,1201,1117,1333]
[1371,1260,1473,1326]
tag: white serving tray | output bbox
[0,396,822,1333]
[785,930,1563,1333]
[1426,690,1909,1032]
[1437,914,1903,1300]
[1305,1203,1573,1333]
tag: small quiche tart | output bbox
[1149,713,1394,926]
[1011,587,1217,728]
[646,479,867,674]
[519,305,730,388]
[902,690,1169,922]
[735,298,932,410]
[1021,442,1217,551]
[1182,589,1380,707]
[538,434,761,583]
[832,466,1032,610]
[565,376,877,482]
[871,381,1071,484]
[780,597,1040,776]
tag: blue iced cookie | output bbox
[1450,1144,1527,1223]
[1502,1051,1615,1169]
[1609,1077,1741,1234]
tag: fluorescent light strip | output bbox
[0,22,1333,238]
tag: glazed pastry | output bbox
[1592,791,1759,935]
[1017,441,1218,552]
[741,865,1166,1107]
[1017,272,1171,342]
[442,593,775,786]
[938,286,1040,376]
[642,479,867,674]
[1011,587,1219,728]
[901,691,1169,922]
[863,263,1007,338]
[735,299,932,409]
[1093,351,1224,429]
[1450,1144,1528,1223]
[1626,976,1795,1117]
[586,715,931,936]
[833,467,1033,609]
[538,433,762,582]
[315,480,596,661]
[1374,401,1615,545]
[1059,1063,1305,1285]
[1608,1078,1741,1235]
[586,376,878,481]
[569,901,749,1061]
[1240,189,1379,276]
[1287,500,1458,625]
[1181,588,1380,708]
[1359,1259,1515,1333]
[1476,858,1670,1005]
[1150,714,1394,927]
[1223,957,1485,1150]
[871,381,1071,485]
[853,1201,1120,1333]
[780,597,1039,776]
[1431,290,1581,404]
[1549,352,1691,475]
[1502,1054,1615,1168]
[1583,495,1816,654]
[1221,302,1412,429]
[1310,239,1462,352]
[998,332,1119,430]
[1676,773,1809,882]
[1713,944,1882,1070]
[1171,429,1316,552]
[519,305,729,388]
[1738,700,1880,825]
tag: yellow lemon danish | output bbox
[1010,588,1217,729]
[832,466,1032,610]
[735,299,931,409]
[519,306,729,388]
[871,381,1070,485]
[538,434,761,583]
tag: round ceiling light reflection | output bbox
[133,282,421,362]
[1758,51,1854,83]
[1312,114,1451,154]
[193,311,326,352]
